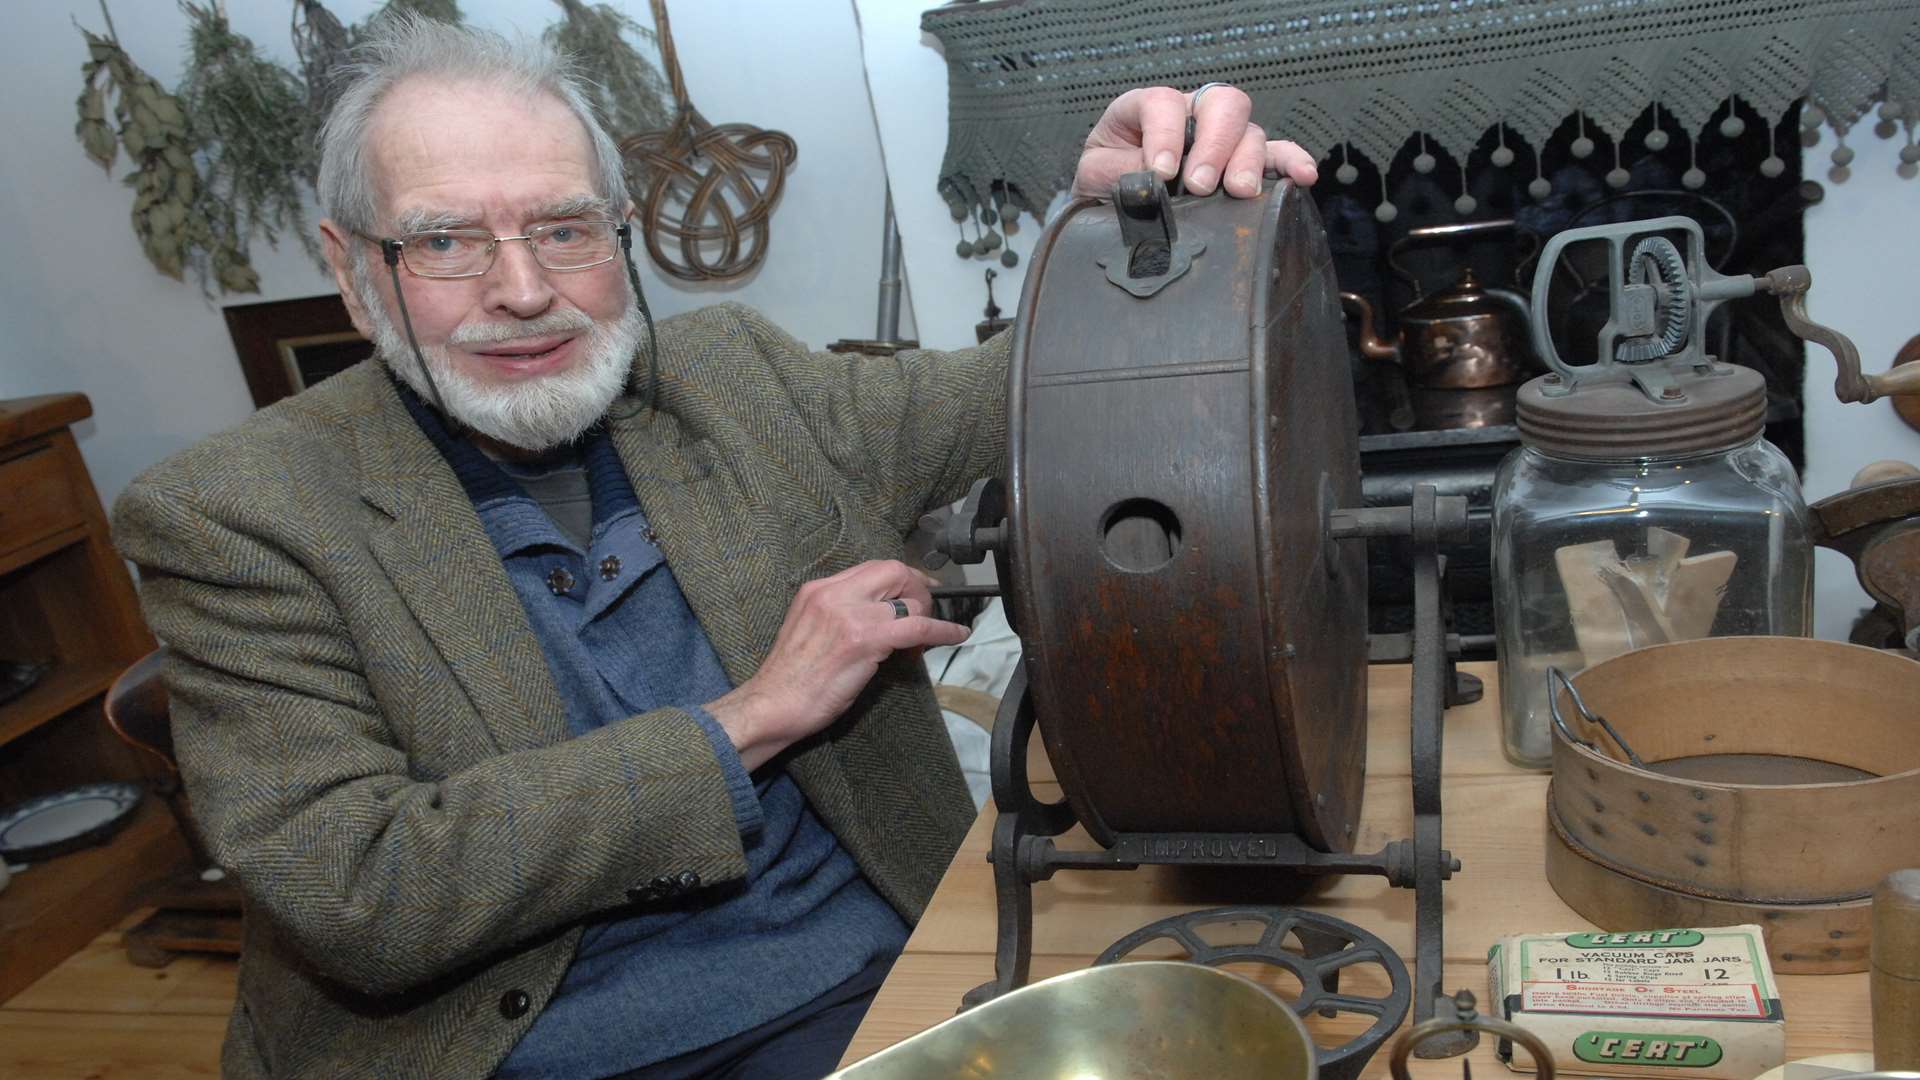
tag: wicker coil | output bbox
[619,0,797,283]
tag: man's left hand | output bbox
[1072,85,1318,200]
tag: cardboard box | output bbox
[1487,925,1785,1077]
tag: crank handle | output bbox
[1760,266,1920,404]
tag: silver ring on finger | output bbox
[1189,81,1230,115]
[887,598,910,620]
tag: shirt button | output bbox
[643,527,658,543]
[499,989,531,1019]
[599,554,622,580]
[546,566,576,595]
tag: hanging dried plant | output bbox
[544,0,672,141]
[180,2,319,266]
[291,0,352,181]
[74,4,258,295]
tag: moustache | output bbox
[448,309,596,346]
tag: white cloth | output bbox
[925,599,1022,810]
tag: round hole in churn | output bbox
[1100,498,1182,572]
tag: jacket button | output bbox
[627,883,661,903]
[676,870,701,892]
[499,989,531,1019]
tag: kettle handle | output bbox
[1387,220,1537,296]
[1484,286,1537,351]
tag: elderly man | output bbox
[112,15,1316,1080]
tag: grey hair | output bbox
[316,13,630,234]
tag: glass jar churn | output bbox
[1492,218,1816,767]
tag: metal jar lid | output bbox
[1516,363,1766,459]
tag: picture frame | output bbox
[222,294,374,409]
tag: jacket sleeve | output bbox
[114,473,750,997]
[732,305,1013,539]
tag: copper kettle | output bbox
[1343,220,1539,390]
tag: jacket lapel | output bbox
[353,371,568,755]
[606,406,789,690]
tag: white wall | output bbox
[1800,130,1920,641]
[0,0,904,507]
[851,0,1044,354]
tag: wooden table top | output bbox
[838,661,1873,1076]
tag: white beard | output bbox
[354,264,644,451]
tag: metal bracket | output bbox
[921,476,1007,570]
[1405,484,1478,1058]
[1096,171,1206,298]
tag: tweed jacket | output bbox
[112,302,1011,1079]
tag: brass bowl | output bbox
[830,961,1318,1079]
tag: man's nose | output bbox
[481,239,556,318]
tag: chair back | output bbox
[105,647,177,781]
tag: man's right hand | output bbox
[705,560,971,771]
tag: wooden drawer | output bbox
[0,442,84,556]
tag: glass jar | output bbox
[1492,365,1813,767]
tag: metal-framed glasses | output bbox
[377,219,629,279]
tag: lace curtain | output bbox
[923,0,1920,224]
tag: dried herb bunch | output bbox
[290,0,352,182]
[75,0,683,297]
[545,0,672,140]
[180,1,319,266]
[76,6,257,294]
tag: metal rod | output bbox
[930,584,1001,599]
[1330,498,1470,543]
[876,185,905,342]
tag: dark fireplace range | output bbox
[1327,105,1813,655]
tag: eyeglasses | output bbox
[373,220,628,279]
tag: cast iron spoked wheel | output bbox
[1092,906,1410,1080]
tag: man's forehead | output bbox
[366,76,599,225]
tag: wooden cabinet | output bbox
[0,394,189,1003]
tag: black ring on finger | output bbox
[887,598,910,620]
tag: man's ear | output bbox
[318,218,377,341]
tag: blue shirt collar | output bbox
[396,378,641,526]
